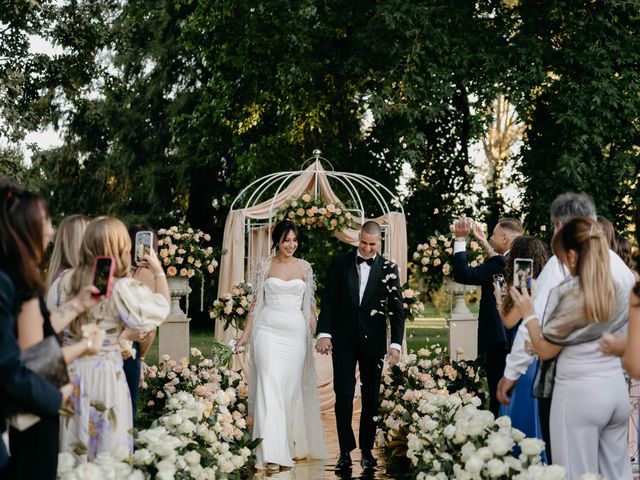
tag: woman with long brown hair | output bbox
[511,217,634,479]
[0,177,100,479]
[48,216,169,461]
[493,235,550,456]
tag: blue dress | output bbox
[499,323,547,463]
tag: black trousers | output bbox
[8,415,59,480]
[538,396,552,463]
[332,346,384,454]
[480,345,508,417]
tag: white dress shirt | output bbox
[503,251,635,381]
[318,252,401,352]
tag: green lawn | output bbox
[143,316,451,366]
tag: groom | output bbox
[316,221,405,471]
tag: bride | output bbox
[235,220,327,471]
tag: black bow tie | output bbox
[357,256,374,266]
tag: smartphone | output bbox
[92,256,115,297]
[493,274,506,295]
[134,231,153,264]
[513,258,534,292]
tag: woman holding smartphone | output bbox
[0,178,102,479]
[48,217,170,461]
[510,217,634,479]
[493,236,549,455]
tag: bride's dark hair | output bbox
[271,220,299,251]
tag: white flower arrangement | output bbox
[275,194,355,232]
[58,350,257,479]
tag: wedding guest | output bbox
[48,217,170,461]
[236,220,327,471]
[452,217,523,416]
[121,225,160,421]
[511,216,634,479]
[495,193,629,462]
[0,177,94,479]
[494,236,549,449]
[615,236,638,278]
[596,215,617,252]
[45,214,90,291]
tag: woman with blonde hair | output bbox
[511,216,634,479]
[45,214,90,290]
[48,216,169,461]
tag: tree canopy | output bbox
[1,0,638,247]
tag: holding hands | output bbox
[315,337,332,355]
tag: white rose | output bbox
[519,437,545,457]
[184,450,201,466]
[485,458,508,478]
[156,459,177,476]
[133,448,154,465]
[73,463,103,480]
[179,419,196,434]
[127,471,145,480]
[487,432,514,456]
[443,424,456,439]
[465,455,484,474]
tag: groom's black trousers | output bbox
[332,344,384,454]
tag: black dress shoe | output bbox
[360,450,377,469]
[335,452,352,470]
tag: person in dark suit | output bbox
[0,177,73,479]
[451,217,523,416]
[316,221,405,471]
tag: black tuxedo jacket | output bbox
[451,252,508,355]
[0,270,62,469]
[317,250,405,357]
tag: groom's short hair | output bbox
[361,221,381,236]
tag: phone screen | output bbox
[135,231,153,264]
[93,257,113,296]
[514,258,534,292]
[493,274,506,295]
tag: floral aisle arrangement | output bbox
[157,225,218,279]
[275,193,355,232]
[209,282,253,331]
[58,349,258,480]
[411,233,485,291]
[401,285,425,322]
[378,347,568,479]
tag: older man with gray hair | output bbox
[496,192,634,463]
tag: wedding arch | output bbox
[215,150,408,411]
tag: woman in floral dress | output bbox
[49,217,170,461]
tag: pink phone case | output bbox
[91,256,116,297]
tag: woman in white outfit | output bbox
[236,220,327,472]
[511,216,632,480]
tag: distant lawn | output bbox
[144,315,453,366]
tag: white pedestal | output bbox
[445,279,478,361]
[159,276,191,362]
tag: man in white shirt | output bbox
[316,221,405,471]
[496,192,634,462]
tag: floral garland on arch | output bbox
[275,193,355,232]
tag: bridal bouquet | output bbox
[412,232,485,290]
[209,282,254,331]
[275,193,355,232]
[157,224,218,279]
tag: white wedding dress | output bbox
[250,276,326,469]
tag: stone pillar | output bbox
[445,279,478,360]
[159,276,191,362]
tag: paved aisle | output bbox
[251,410,390,479]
